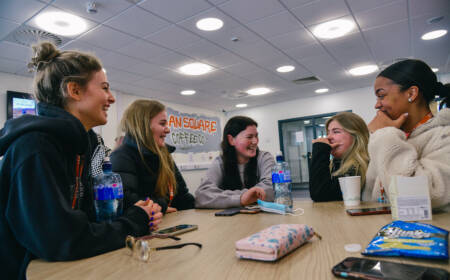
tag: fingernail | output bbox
[149,222,154,226]
[150,217,154,221]
[151,211,155,215]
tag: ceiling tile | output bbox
[346,0,399,13]
[78,25,136,50]
[355,0,407,31]
[116,39,170,62]
[0,0,46,23]
[222,62,262,76]
[104,6,170,38]
[409,0,450,18]
[321,33,373,67]
[219,0,285,23]
[177,39,224,59]
[52,0,133,22]
[125,62,164,77]
[138,0,212,23]
[285,43,326,61]
[363,20,410,64]
[145,25,201,50]
[266,26,315,50]
[246,11,303,39]
[0,41,33,62]
[279,0,316,10]
[61,40,110,61]
[0,18,20,39]
[101,52,143,69]
[105,68,146,84]
[291,0,349,26]
[199,51,243,68]
[147,50,194,70]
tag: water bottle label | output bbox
[272,170,292,183]
[112,183,124,199]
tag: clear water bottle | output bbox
[93,157,123,223]
[272,151,293,212]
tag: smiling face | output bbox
[76,70,115,130]
[228,125,258,164]
[327,120,354,159]
[150,110,170,148]
[374,76,410,120]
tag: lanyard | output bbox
[72,155,84,209]
[405,112,433,139]
[168,184,174,207]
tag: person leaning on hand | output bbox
[195,116,275,208]
[0,42,162,280]
[364,59,450,208]
[309,112,369,202]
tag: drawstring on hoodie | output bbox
[72,155,84,209]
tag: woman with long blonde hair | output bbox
[309,112,369,202]
[111,99,195,213]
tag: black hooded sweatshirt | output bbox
[0,103,149,280]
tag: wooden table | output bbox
[27,201,450,279]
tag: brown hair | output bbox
[121,99,176,197]
[28,41,102,108]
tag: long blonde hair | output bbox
[326,112,370,186]
[121,99,176,197]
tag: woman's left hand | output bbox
[166,207,177,213]
[368,111,408,133]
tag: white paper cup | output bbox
[338,176,361,207]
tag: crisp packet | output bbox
[235,224,318,261]
[362,220,448,259]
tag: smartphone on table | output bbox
[332,257,449,280]
[346,207,391,216]
[154,224,198,236]
[215,208,241,216]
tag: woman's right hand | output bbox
[134,198,163,231]
[240,187,266,206]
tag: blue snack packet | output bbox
[362,221,448,259]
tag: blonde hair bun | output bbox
[28,42,61,71]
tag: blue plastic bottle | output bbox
[93,157,123,223]
[272,151,293,212]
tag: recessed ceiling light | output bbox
[180,90,196,95]
[35,11,88,36]
[236,103,247,108]
[178,63,213,76]
[312,19,355,39]
[304,120,310,124]
[276,65,295,73]
[246,87,271,96]
[319,124,325,127]
[421,29,447,40]
[196,18,224,31]
[315,88,329,94]
[348,64,379,76]
[432,68,439,72]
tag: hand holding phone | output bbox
[332,257,449,279]
[346,207,391,216]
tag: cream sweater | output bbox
[363,108,450,208]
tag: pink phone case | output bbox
[235,224,315,261]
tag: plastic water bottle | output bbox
[93,157,123,223]
[272,151,293,212]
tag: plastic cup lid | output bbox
[344,243,362,252]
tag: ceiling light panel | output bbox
[196,18,224,31]
[348,64,379,76]
[421,29,447,40]
[35,11,88,36]
[276,65,295,73]
[178,63,213,76]
[246,87,271,96]
[312,19,355,39]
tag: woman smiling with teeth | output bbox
[195,116,275,208]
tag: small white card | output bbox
[389,176,432,221]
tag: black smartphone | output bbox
[346,207,391,216]
[332,257,449,280]
[215,208,241,216]
[154,224,198,236]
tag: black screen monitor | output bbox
[6,91,37,120]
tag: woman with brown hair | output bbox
[111,99,195,213]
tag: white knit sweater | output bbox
[363,108,450,208]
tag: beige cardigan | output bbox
[363,108,450,208]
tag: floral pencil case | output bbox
[235,224,318,261]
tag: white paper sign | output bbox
[389,176,432,221]
[295,131,304,143]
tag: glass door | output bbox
[278,112,345,190]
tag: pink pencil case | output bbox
[235,224,317,261]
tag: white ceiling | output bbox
[0,0,449,112]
